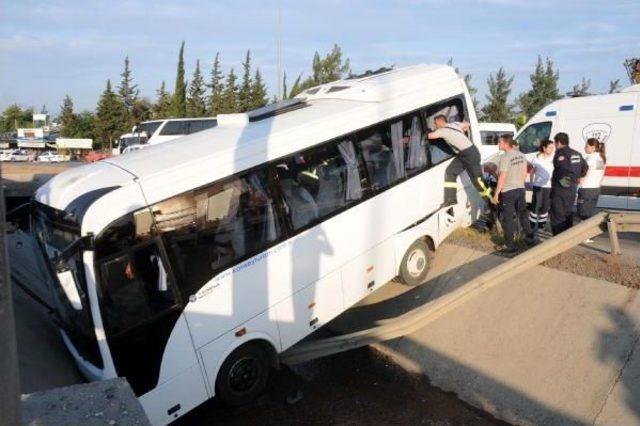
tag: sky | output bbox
[1,0,639,115]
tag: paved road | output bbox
[332,243,640,426]
[178,345,505,426]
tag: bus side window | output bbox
[423,99,465,166]
[156,168,283,298]
[274,138,365,230]
[98,242,179,336]
[356,124,401,192]
[403,114,427,177]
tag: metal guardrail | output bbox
[281,211,640,365]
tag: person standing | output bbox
[578,138,606,242]
[550,132,588,235]
[492,134,534,254]
[528,140,555,232]
[427,115,492,208]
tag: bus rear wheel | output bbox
[215,342,271,406]
[398,239,432,286]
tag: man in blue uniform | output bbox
[550,132,588,235]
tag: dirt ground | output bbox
[177,347,506,426]
[446,226,640,288]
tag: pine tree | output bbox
[220,68,238,113]
[567,77,591,97]
[238,50,253,112]
[207,52,224,116]
[518,56,560,119]
[609,79,621,94]
[118,56,139,126]
[132,98,152,124]
[187,60,207,117]
[153,81,173,119]
[481,67,514,123]
[74,111,96,139]
[250,68,268,109]
[95,80,126,149]
[59,95,77,137]
[0,105,25,132]
[173,41,187,117]
[291,44,351,97]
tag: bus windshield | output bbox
[33,203,103,368]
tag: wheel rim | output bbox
[406,248,426,278]
[228,356,261,394]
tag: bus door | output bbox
[96,237,197,396]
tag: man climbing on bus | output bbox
[427,114,492,208]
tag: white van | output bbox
[32,64,481,425]
[478,122,517,159]
[515,84,640,210]
[114,117,218,154]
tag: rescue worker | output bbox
[550,132,588,235]
[427,115,492,208]
[491,134,534,254]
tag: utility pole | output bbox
[0,166,21,424]
[276,1,282,101]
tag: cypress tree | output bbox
[282,72,288,100]
[220,68,238,113]
[153,81,173,119]
[250,68,268,109]
[238,50,253,112]
[187,60,207,117]
[59,95,77,137]
[96,80,126,149]
[481,67,515,123]
[207,52,224,116]
[173,41,187,117]
[118,56,139,126]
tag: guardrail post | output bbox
[607,219,621,255]
[0,166,21,425]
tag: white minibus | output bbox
[114,117,218,154]
[31,64,481,425]
[515,84,640,210]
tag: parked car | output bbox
[0,149,14,161]
[9,149,31,162]
[38,151,68,162]
[121,144,147,154]
[84,151,112,163]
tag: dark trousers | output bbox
[550,185,577,235]
[529,186,551,230]
[499,188,532,248]
[444,145,488,203]
[577,188,600,220]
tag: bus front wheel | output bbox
[215,342,271,406]
[398,239,432,286]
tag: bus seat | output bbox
[316,163,345,216]
[280,179,319,229]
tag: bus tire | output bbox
[398,239,432,286]
[215,342,271,406]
